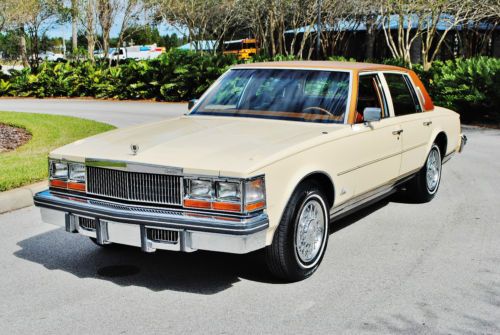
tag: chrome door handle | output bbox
[392,129,403,135]
[423,121,432,126]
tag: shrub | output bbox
[425,57,500,122]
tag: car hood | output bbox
[51,115,346,177]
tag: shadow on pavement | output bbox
[14,198,395,294]
[14,228,281,294]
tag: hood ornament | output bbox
[130,144,139,155]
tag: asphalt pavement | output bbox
[0,100,499,334]
[0,98,187,127]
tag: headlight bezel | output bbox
[48,159,86,192]
[184,175,265,214]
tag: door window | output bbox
[384,73,422,116]
[355,74,387,123]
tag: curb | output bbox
[0,181,47,214]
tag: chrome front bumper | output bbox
[34,190,268,254]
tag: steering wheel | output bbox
[302,106,334,116]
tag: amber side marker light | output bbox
[245,200,265,212]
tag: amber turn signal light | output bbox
[67,182,86,192]
[212,202,241,212]
[183,199,211,209]
[49,179,68,189]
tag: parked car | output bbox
[34,61,466,281]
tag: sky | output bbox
[47,22,180,39]
[46,8,183,39]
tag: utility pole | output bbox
[316,0,322,60]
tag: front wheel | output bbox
[265,181,329,282]
[407,144,442,203]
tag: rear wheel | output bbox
[407,144,442,203]
[265,181,329,282]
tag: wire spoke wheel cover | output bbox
[294,195,327,268]
[426,147,441,193]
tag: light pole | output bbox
[316,0,322,59]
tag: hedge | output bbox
[0,51,498,123]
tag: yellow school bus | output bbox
[223,38,259,60]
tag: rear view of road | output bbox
[0,98,187,127]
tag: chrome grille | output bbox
[86,166,182,205]
[79,217,96,231]
[147,228,179,244]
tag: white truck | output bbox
[96,44,165,60]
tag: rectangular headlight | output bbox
[216,181,241,202]
[188,179,213,199]
[69,163,86,183]
[50,161,68,179]
[183,176,265,213]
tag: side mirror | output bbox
[188,99,198,110]
[363,107,382,123]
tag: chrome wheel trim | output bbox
[426,146,441,194]
[294,194,328,269]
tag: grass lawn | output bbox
[0,112,115,192]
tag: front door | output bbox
[346,73,403,196]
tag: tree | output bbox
[380,0,423,67]
[71,0,78,56]
[80,0,99,61]
[148,0,237,53]
[115,0,145,61]
[380,0,492,70]
[320,0,359,59]
[96,0,117,58]
[0,0,59,67]
[419,0,488,70]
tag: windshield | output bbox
[190,69,350,123]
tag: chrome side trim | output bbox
[331,187,396,220]
[337,142,427,176]
[34,190,268,235]
[338,151,400,176]
[331,170,418,219]
[442,152,455,164]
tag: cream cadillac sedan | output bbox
[34,61,466,281]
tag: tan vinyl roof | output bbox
[233,60,408,72]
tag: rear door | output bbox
[382,72,432,177]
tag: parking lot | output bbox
[0,100,499,334]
